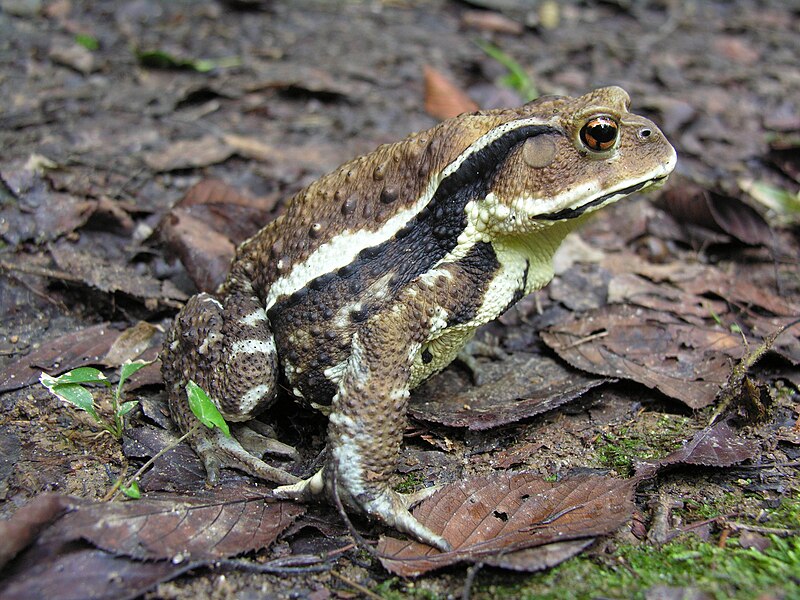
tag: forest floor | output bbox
[1,1,798,599]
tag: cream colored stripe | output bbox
[264,116,553,310]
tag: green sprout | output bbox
[475,40,538,101]
[135,49,241,73]
[75,33,99,51]
[40,361,148,439]
[110,380,229,501]
[42,363,230,500]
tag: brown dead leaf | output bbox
[244,64,358,101]
[123,426,210,492]
[423,65,479,121]
[766,137,800,184]
[636,420,759,480]
[0,544,189,600]
[484,539,594,572]
[0,494,74,568]
[377,472,635,576]
[159,179,280,291]
[143,135,234,172]
[659,182,771,246]
[160,208,236,292]
[604,252,800,319]
[178,178,256,210]
[603,252,800,364]
[0,162,99,245]
[659,420,759,468]
[49,483,304,561]
[541,305,745,409]
[102,321,159,367]
[410,353,608,430]
[461,10,524,34]
[0,323,122,392]
[50,244,188,308]
[607,272,727,324]
[177,179,279,243]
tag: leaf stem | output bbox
[105,424,200,502]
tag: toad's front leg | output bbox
[275,286,454,552]
[162,287,299,486]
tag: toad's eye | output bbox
[580,116,619,152]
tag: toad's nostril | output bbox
[639,128,652,139]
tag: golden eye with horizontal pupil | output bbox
[580,116,619,152]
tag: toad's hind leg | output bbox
[275,290,453,552]
[162,290,299,485]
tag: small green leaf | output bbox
[48,383,100,421]
[120,360,150,382]
[41,367,109,388]
[117,360,150,394]
[474,40,538,101]
[740,179,800,217]
[122,480,141,499]
[186,380,230,437]
[118,400,139,417]
[136,49,241,73]
[75,33,99,51]
[135,49,182,69]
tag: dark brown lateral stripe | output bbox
[269,124,559,317]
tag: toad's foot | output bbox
[273,471,451,552]
[232,422,300,462]
[194,426,300,486]
[457,337,508,386]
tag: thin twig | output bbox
[330,570,384,600]
[329,462,383,561]
[215,554,331,575]
[462,561,484,600]
[555,330,609,351]
[0,258,86,285]
[104,425,197,501]
[725,522,799,537]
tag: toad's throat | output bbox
[535,175,667,221]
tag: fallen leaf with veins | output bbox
[541,305,745,409]
[46,483,304,562]
[378,473,635,576]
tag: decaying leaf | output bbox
[602,252,800,364]
[484,539,594,572]
[50,244,187,308]
[173,179,279,243]
[423,65,479,121]
[635,420,759,480]
[658,420,759,469]
[410,353,608,430]
[0,544,190,600]
[159,179,279,291]
[160,208,236,292]
[378,472,635,576]
[461,10,524,34]
[143,135,234,172]
[0,323,122,393]
[47,483,303,562]
[541,305,745,409]
[244,63,358,101]
[123,426,209,492]
[659,181,771,246]
[102,321,159,367]
[0,494,74,568]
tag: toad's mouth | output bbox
[535,174,669,221]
